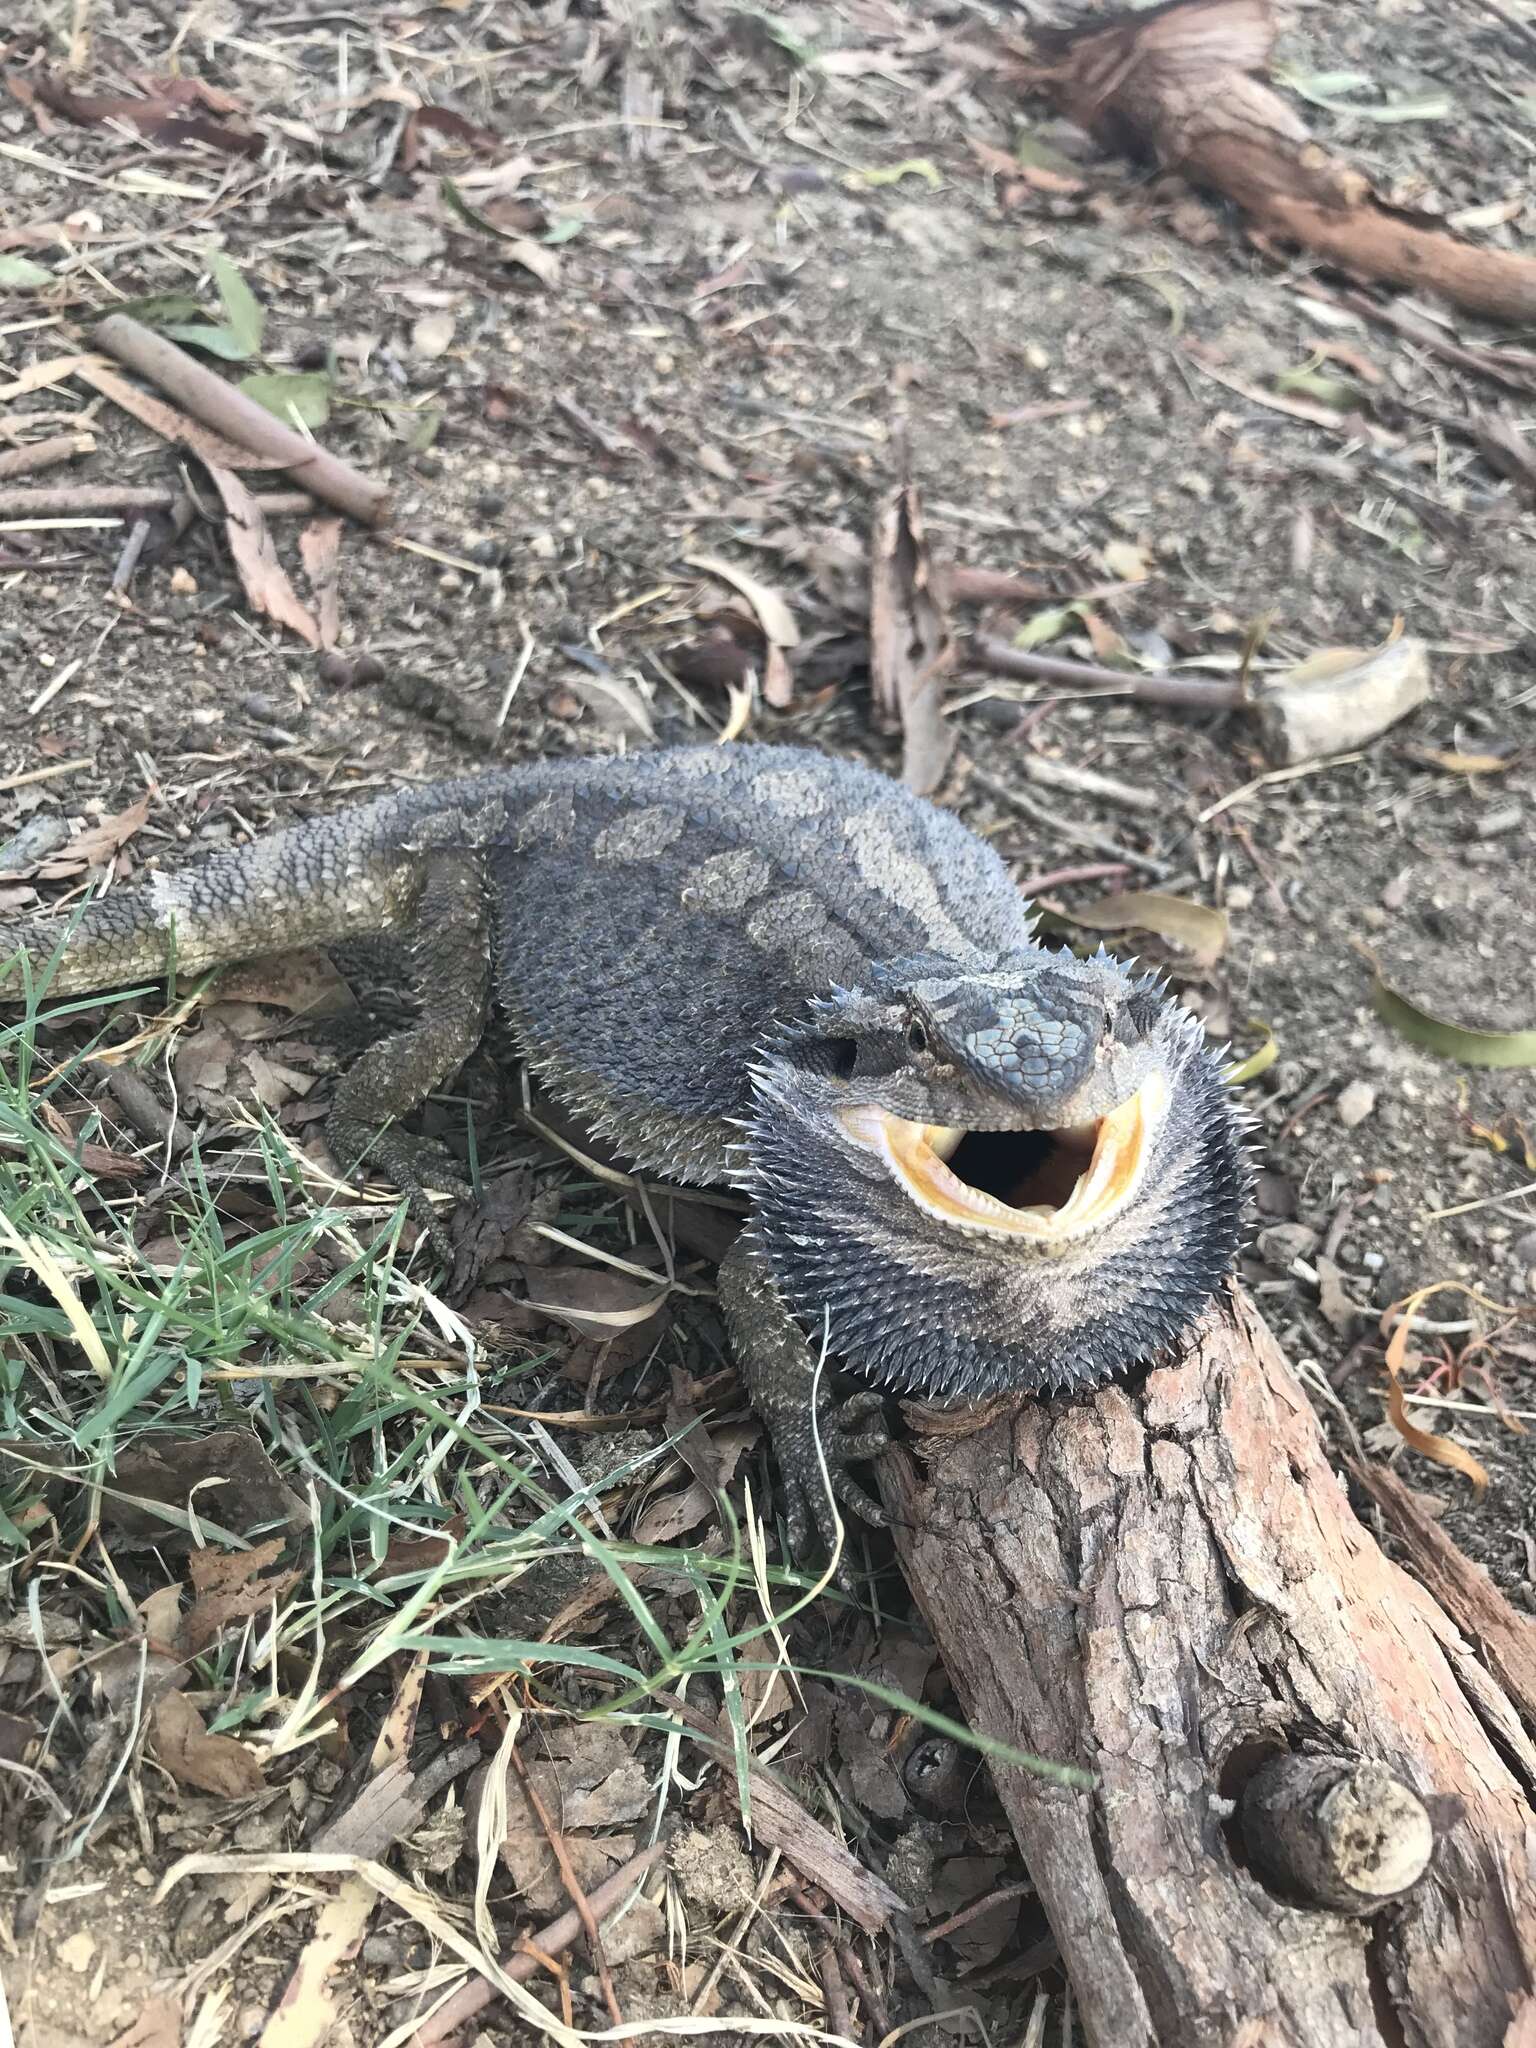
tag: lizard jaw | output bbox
[837,1072,1169,1245]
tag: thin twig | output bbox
[967,764,1171,879]
[0,433,94,482]
[505,1742,624,2028]
[1016,861,1131,895]
[402,1839,666,2048]
[787,1886,891,2039]
[969,633,1240,710]
[1021,753,1160,813]
[109,517,151,594]
[0,486,316,521]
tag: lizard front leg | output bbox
[326,843,490,1261]
[718,1229,892,1564]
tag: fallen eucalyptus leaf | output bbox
[1371,973,1536,1070]
[1066,890,1229,969]
[237,371,332,429]
[0,255,55,289]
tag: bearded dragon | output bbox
[0,746,1248,1554]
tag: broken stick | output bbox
[0,486,316,522]
[94,314,391,527]
[1037,0,1536,325]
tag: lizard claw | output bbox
[327,1116,471,1267]
[778,1388,893,1578]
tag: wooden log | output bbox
[1036,0,1536,326]
[880,1287,1536,2048]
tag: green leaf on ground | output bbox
[237,372,332,429]
[1371,975,1536,1069]
[0,255,54,288]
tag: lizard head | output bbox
[742,948,1249,1399]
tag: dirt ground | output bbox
[2,0,1535,2042]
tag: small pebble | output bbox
[1336,1080,1377,1129]
[1257,1222,1320,1270]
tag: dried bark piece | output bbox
[870,431,954,795]
[205,463,323,647]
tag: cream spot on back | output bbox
[516,792,576,850]
[843,808,977,961]
[686,848,772,913]
[593,806,685,863]
[752,768,829,821]
[746,889,862,985]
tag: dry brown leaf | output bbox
[869,462,954,795]
[33,794,150,879]
[472,1723,652,1920]
[298,515,343,650]
[72,359,289,470]
[107,1431,307,1545]
[181,1536,300,1654]
[38,78,260,156]
[151,1688,265,1798]
[1066,889,1229,969]
[213,947,357,1019]
[399,103,500,172]
[206,464,322,647]
[521,1264,670,1334]
[631,1420,758,1546]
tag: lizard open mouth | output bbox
[838,1072,1168,1243]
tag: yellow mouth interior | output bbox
[838,1073,1167,1243]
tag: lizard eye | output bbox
[905,1017,930,1057]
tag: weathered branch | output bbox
[0,485,316,521]
[880,1287,1536,2047]
[94,314,391,526]
[1038,0,1536,324]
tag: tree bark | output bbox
[879,1288,1536,2048]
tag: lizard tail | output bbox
[0,809,415,999]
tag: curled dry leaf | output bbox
[869,464,954,795]
[1066,890,1229,969]
[1381,1291,1490,1494]
[1225,1018,1279,1085]
[684,552,799,709]
[205,462,322,648]
[521,1264,670,1334]
[1255,633,1430,765]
